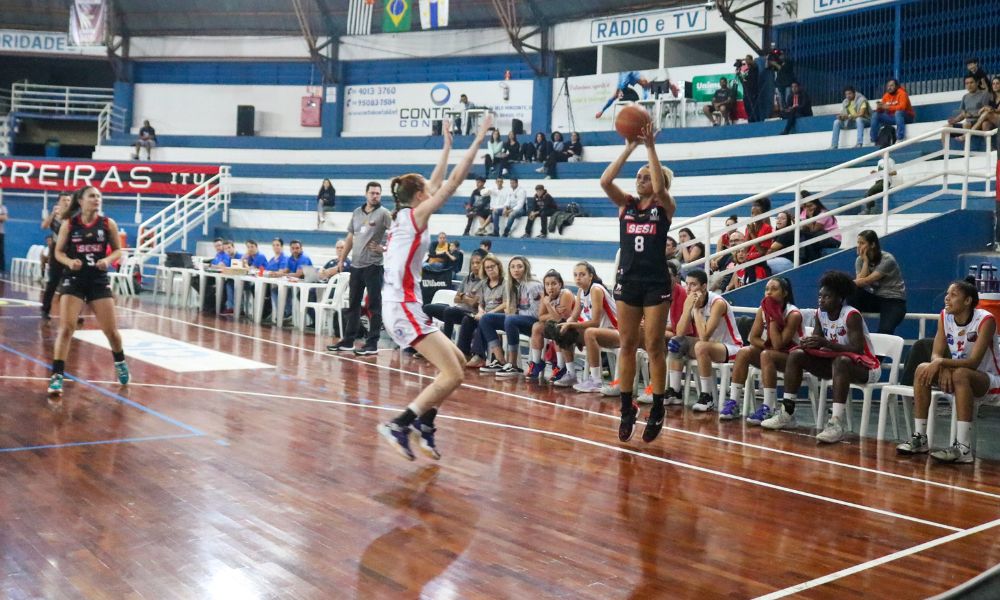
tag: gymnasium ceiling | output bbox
[3,0,692,37]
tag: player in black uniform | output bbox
[40,191,72,320]
[600,121,675,443]
[48,186,130,396]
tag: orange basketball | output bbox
[615,104,652,141]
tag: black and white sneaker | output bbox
[619,403,640,442]
[354,344,379,356]
[327,341,355,352]
[495,363,523,378]
[479,358,503,373]
[641,404,665,443]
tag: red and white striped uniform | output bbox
[579,283,618,330]
[943,308,1000,403]
[382,208,438,347]
[699,292,743,359]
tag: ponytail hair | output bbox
[954,276,980,309]
[771,276,796,308]
[64,185,96,219]
[575,261,603,290]
[389,173,424,219]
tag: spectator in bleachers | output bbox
[859,154,897,215]
[718,215,738,254]
[779,82,813,135]
[852,230,907,334]
[502,131,522,163]
[966,58,990,92]
[745,197,773,264]
[551,262,617,390]
[478,256,543,376]
[132,120,157,160]
[830,86,871,149]
[798,193,842,263]
[522,132,551,163]
[762,271,880,443]
[668,269,743,412]
[449,241,463,273]
[423,252,482,344]
[537,132,583,180]
[765,210,795,273]
[501,178,528,237]
[970,76,1000,132]
[720,277,803,422]
[423,231,454,273]
[472,239,491,260]
[947,74,991,132]
[594,71,652,119]
[871,79,915,143]
[702,77,736,126]
[709,231,743,292]
[725,244,770,292]
[316,179,336,227]
[523,184,556,238]
[709,215,739,279]
[767,48,796,111]
[677,227,705,271]
[461,253,503,368]
[666,236,681,272]
[480,176,512,237]
[464,177,490,236]
[525,269,576,383]
[484,129,510,178]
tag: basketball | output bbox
[615,104,652,141]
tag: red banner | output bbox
[0,158,221,196]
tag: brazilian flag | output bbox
[383,0,412,32]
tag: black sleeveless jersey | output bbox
[618,196,670,284]
[65,214,112,273]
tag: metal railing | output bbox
[135,166,232,260]
[97,103,128,145]
[11,82,114,118]
[676,126,998,284]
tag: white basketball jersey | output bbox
[579,283,618,329]
[818,304,877,364]
[943,308,1000,377]
[700,292,742,347]
[382,208,429,303]
[762,303,805,346]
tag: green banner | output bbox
[383,0,412,33]
[691,74,744,102]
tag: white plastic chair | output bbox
[302,272,350,336]
[109,256,141,296]
[13,245,44,280]
[878,384,952,441]
[816,333,904,437]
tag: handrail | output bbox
[135,166,232,259]
[676,125,997,284]
[10,82,114,118]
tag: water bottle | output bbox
[970,265,980,284]
[979,263,990,292]
[500,81,510,102]
[990,264,998,293]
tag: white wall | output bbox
[339,27,538,61]
[129,36,315,59]
[132,84,321,137]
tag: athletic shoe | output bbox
[328,341,355,352]
[691,393,715,412]
[114,361,130,385]
[930,441,974,464]
[495,363,523,378]
[47,373,63,396]
[466,355,485,369]
[553,371,578,387]
[619,404,640,442]
[816,416,846,443]
[642,402,665,443]
[354,344,379,356]
[219,308,234,316]
[896,432,929,455]
[636,388,653,404]
[761,406,795,430]
[548,366,565,384]
[525,360,546,382]
[410,422,441,460]
[665,388,684,406]
[746,404,773,426]
[718,399,740,421]
[479,358,503,373]
[600,379,620,397]
[572,377,603,393]
[377,422,415,461]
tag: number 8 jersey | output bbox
[617,195,670,285]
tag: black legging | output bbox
[456,314,486,358]
[41,261,64,316]
[544,152,568,178]
[851,287,907,335]
[422,304,471,339]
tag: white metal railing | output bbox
[135,166,232,260]
[0,87,10,115]
[0,113,10,156]
[96,103,128,145]
[677,126,998,283]
[11,82,114,118]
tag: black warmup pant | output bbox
[341,264,384,345]
[42,261,64,315]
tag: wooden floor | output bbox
[2,278,1000,599]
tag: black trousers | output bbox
[422,303,471,339]
[42,261,64,315]
[852,287,907,335]
[523,212,551,237]
[341,264,383,345]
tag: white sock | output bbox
[956,421,972,447]
[565,362,576,376]
[557,353,566,368]
[590,366,602,382]
[668,370,682,392]
[699,376,716,400]
[914,418,927,435]
[730,382,744,402]
[530,348,541,363]
[763,388,777,408]
[832,403,846,420]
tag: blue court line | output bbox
[0,343,206,437]
[0,433,202,454]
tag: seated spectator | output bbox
[448,242,463,273]
[677,227,705,272]
[779,81,813,135]
[524,184,557,238]
[870,79,915,143]
[799,193,842,263]
[852,230,907,334]
[725,244,770,291]
[745,197,773,263]
[463,177,490,236]
[966,58,990,92]
[502,131,522,163]
[316,179,336,227]
[667,269,743,412]
[319,239,350,280]
[424,252,483,343]
[761,271,880,444]
[666,236,681,272]
[537,132,583,180]
[423,231,454,273]
[522,132,551,163]
[970,76,1000,132]
[478,256,543,376]
[765,210,795,273]
[501,178,528,237]
[479,176,512,236]
[709,231,743,291]
[716,215,738,259]
[595,71,652,119]
[947,74,991,132]
[703,78,736,126]
[896,277,994,463]
[484,129,510,177]
[860,154,897,215]
[461,253,504,367]
[132,120,156,160]
[830,86,871,149]
[471,239,492,261]
[719,277,803,422]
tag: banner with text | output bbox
[691,74,744,102]
[551,71,664,133]
[0,159,221,195]
[590,6,707,44]
[0,29,105,56]
[801,0,896,20]
[343,80,533,136]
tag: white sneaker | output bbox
[572,378,603,393]
[636,389,653,404]
[896,432,929,455]
[553,371,578,387]
[761,406,795,430]
[600,380,621,397]
[930,441,974,464]
[816,416,846,443]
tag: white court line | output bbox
[754,517,1000,599]
[5,278,1000,503]
[0,375,959,533]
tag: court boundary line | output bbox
[4,278,999,502]
[0,433,202,453]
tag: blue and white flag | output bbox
[419,0,449,30]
